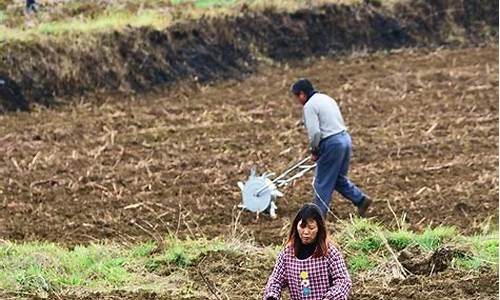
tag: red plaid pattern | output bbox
[263,244,351,300]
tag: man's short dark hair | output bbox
[291,79,314,96]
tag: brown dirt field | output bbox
[0,45,498,246]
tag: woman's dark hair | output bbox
[291,78,315,96]
[287,203,328,257]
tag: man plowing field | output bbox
[237,79,373,219]
[291,79,372,218]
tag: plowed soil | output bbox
[0,45,498,246]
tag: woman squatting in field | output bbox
[263,203,351,300]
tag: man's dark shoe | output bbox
[358,196,372,218]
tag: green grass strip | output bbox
[0,220,497,297]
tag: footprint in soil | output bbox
[454,202,471,216]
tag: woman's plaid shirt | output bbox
[263,244,351,300]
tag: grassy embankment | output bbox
[0,218,497,298]
[0,0,391,41]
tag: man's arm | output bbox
[303,104,321,156]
